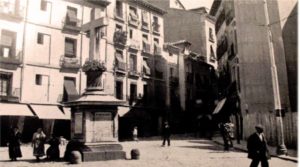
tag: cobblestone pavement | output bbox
[0,139,297,167]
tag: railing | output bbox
[60,55,80,69]
[152,22,160,34]
[142,43,151,54]
[113,31,127,46]
[129,39,140,50]
[62,16,81,32]
[153,46,162,55]
[128,15,139,27]
[115,59,126,71]
[128,70,139,77]
[0,87,20,102]
[0,1,24,20]
[0,49,22,65]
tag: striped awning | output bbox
[30,104,70,120]
[0,103,34,116]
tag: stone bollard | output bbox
[130,149,140,160]
[70,151,82,164]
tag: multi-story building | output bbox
[0,0,93,144]
[81,0,167,140]
[210,0,297,148]
[163,40,218,134]
[148,0,218,69]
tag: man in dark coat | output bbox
[247,124,270,167]
[162,121,171,146]
[7,127,22,161]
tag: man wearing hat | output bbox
[247,124,270,167]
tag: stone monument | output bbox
[65,59,126,161]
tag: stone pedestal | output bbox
[66,88,126,161]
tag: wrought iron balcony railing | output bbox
[60,55,80,69]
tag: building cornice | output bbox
[129,0,167,15]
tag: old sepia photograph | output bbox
[0,0,297,166]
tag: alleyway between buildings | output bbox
[0,138,297,167]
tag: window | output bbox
[116,1,123,18]
[0,30,16,58]
[153,16,160,32]
[129,54,137,71]
[129,6,138,21]
[129,83,137,105]
[169,52,173,57]
[209,28,214,42]
[142,10,148,28]
[65,38,76,57]
[115,81,123,100]
[35,74,42,85]
[170,67,174,77]
[0,73,12,96]
[63,77,78,102]
[40,0,47,11]
[129,29,133,39]
[37,33,44,44]
[210,45,216,62]
[66,6,78,26]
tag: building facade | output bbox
[210,0,297,148]
[0,0,95,145]
[148,0,218,69]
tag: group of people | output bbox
[7,127,61,162]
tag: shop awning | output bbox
[30,104,70,120]
[0,103,34,116]
[118,106,130,117]
[62,107,71,120]
[212,98,226,115]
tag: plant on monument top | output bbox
[82,59,107,73]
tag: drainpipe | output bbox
[20,0,29,102]
[79,5,84,95]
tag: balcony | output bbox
[0,87,20,102]
[0,49,22,65]
[128,39,140,50]
[0,1,24,21]
[60,56,80,69]
[85,0,111,6]
[152,22,160,35]
[62,16,81,34]
[128,15,139,27]
[142,43,151,54]
[113,31,127,47]
[128,70,140,78]
[115,60,126,72]
[153,46,162,55]
[142,21,149,31]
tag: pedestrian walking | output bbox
[247,124,270,167]
[219,122,234,151]
[161,121,171,146]
[46,134,60,161]
[7,126,22,161]
[133,126,138,141]
[32,128,46,162]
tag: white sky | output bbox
[180,0,214,10]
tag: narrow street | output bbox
[0,139,296,167]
